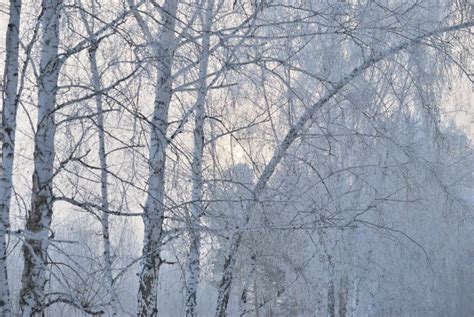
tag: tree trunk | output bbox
[215,231,243,317]
[254,270,259,317]
[338,275,348,317]
[78,1,119,312]
[350,277,359,317]
[88,43,119,315]
[0,0,22,313]
[136,1,178,315]
[184,0,214,316]
[327,254,336,317]
[327,279,335,317]
[19,0,61,315]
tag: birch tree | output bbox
[0,0,22,313]
[129,0,179,315]
[184,0,214,315]
[78,1,119,314]
[19,0,62,314]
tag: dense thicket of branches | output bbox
[0,0,473,316]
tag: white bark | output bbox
[338,274,349,317]
[134,1,178,315]
[328,266,336,317]
[253,256,259,317]
[79,2,119,312]
[19,0,61,315]
[350,277,360,317]
[0,0,21,314]
[184,1,214,316]
[237,254,256,317]
[88,44,119,316]
[214,21,473,316]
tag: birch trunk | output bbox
[184,1,214,315]
[78,1,119,311]
[0,0,22,313]
[215,231,242,317]
[88,43,119,315]
[19,0,61,315]
[136,1,178,315]
[350,278,359,317]
[327,255,336,317]
[338,275,348,317]
[238,254,256,317]
[253,266,259,317]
